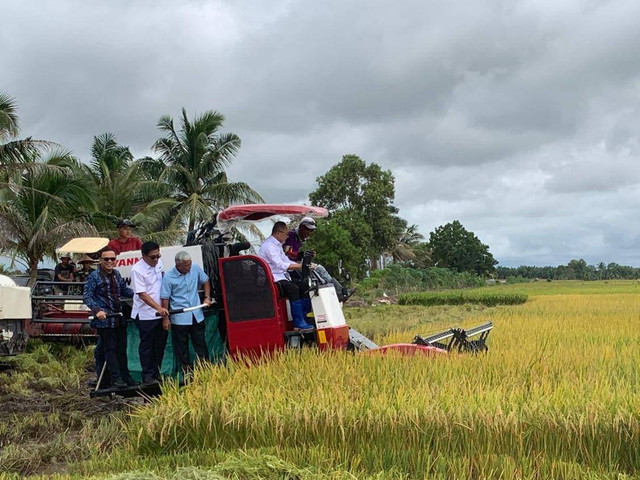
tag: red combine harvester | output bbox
[211,204,492,359]
[15,204,492,397]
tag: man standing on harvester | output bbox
[259,221,314,331]
[160,251,213,375]
[131,241,169,386]
[83,247,136,389]
[107,219,143,255]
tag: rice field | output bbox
[5,281,640,479]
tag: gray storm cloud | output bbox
[2,0,640,266]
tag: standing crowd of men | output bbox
[82,220,212,388]
[65,214,348,389]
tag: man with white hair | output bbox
[160,251,213,373]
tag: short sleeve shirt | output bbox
[131,259,164,320]
[55,263,75,280]
[160,264,209,325]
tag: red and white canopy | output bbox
[216,204,328,230]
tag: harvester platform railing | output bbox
[412,321,493,353]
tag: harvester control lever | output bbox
[88,303,211,321]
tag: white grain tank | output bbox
[0,274,30,355]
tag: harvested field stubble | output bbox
[125,292,640,479]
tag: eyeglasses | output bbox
[147,254,162,260]
[102,257,117,262]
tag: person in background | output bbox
[283,216,317,262]
[259,222,313,330]
[54,254,75,294]
[160,251,213,375]
[83,248,137,389]
[75,255,96,283]
[107,219,143,255]
[283,217,355,303]
[131,241,169,386]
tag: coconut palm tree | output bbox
[81,133,180,244]
[0,153,97,285]
[0,92,52,168]
[389,223,425,263]
[151,108,263,231]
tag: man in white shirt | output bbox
[131,241,169,385]
[258,221,313,330]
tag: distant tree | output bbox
[304,218,365,279]
[389,221,425,263]
[309,154,398,268]
[596,262,606,280]
[428,220,497,275]
[152,108,263,231]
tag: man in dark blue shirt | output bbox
[84,247,136,388]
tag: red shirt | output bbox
[107,236,143,255]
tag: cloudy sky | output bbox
[2,0,640,267]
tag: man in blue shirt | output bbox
[258,221,313,330]
[83,247,136,389]
[160,251,213,373]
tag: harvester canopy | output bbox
[216,204,328,231]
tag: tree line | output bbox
[1,92,500,285]
[0,93,261,284]
[496,259,640,281]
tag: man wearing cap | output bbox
[283,217,355,303]
[54,254,75,294]
[283,216,317,262]
[107,219,143,255]
[131,241,169,385]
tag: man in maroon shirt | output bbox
[107,219,143,255]
[283,217,355,303]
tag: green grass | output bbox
[484,279,640,295]
[399,290,528,307]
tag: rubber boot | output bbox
[291,300,314,330]
[301,297,312,317]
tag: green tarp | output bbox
[126,311,225,380]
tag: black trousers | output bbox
[171,315,208,370]
[97,322,129,383]
[276,279,301,301]
[135,317,168,381]
[94,336,111,385]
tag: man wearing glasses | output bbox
[131,241,169,386]
[83,248,136,389]
[258,221,313,331]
